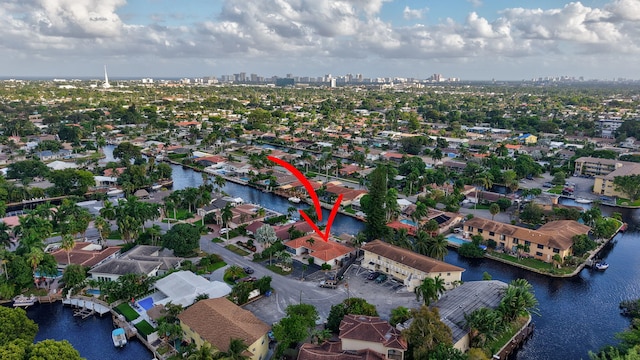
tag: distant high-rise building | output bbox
[103,65,111,89]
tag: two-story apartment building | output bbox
[361,240,464,291]
[593,162,640,197]
[573,157,635,177]
[463,218,591,262]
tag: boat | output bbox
[151,184,163,191]
[288,196,301,204]
[112,328,127,347]
[575,198,592,204]
[620,223,628,232]
[13,294,38,307]
[106,188,124,197]
[595,262,609,271]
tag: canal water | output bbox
[28,146,639,360]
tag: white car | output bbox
[219,228,231,235]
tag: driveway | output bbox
[200,235,421,325]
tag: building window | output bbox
[524,241,531,246]
[513,238,519,244]
[536,252,543,257]
[553,248,560,253]
[500,235,505,240]
[447,272,451,276]
[378,256,380,260]
[537,244,544,249]
[388,349,403,360]
[489,231,495,236]
[478,229,483,234]
[468,226,474,232]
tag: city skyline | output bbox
[1,0,639,80]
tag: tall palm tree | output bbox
[414,231,430,256]
[426,234,449,261]
[414,276,446,306]
[61,234,75,265]
[188,343,214,360]
[93,216,110,244]
[221,204,233,243]
[0,222,11,249]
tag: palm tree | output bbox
[214,338,249,360]
[255,224,277,265]
[414,231,430,256]
[27,248,44,276]
[188,343,214,360]
[498,279,539,322]
[427,234,449,261]
[490,203,500,221]
[465,307,505,348]
[414,277,438,306]
[93,216,110,244]
[221,204,233,243]
[145,224,163,246]
[0,222,11,249]
[61,234,75,265]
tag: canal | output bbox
[30,146,636,359]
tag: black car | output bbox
[367,271,380,280]
[243,266,254,274]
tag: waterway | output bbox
[25,303,151,359]
[28,146,640,360]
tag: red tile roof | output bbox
[284,235,353,262]
[298,342,386,360]
[339,315,407,350]
[362,240,464,274]
[51,242,122,267]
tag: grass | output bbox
[208,261,227,272]
[473,204,491,210]
[212,237,224,243]
[490,252,575,275]
[225,244,250,256]
[487,316,529,354]
[266,264,292,275]
[134,320,156,337]
[547,186,563,194]
[616,197,640,206]
[343,205,356,214]
[115,303,140,321]
[165,209,195,221]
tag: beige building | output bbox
[593,162,640,198]
[361,240,464,291]
[178,298,271,360]
[573,157,635,177]
[463,218,591,262]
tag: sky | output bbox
[1,0,639,80]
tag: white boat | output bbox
[13,294,38,307]
[112,328,127,347]
[288,196,301,203]
[595,262,609,271]
[151,184,162,191]
[575,198,592,204]
[106,188,124,196]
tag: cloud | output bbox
[0,0,639,76]
[403,6,425,20]
[467,0,482,8]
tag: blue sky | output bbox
[0,0,638,80]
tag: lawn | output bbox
[616,197,640,206]
[547,186,563,194]
[225,244,250,256]
[267,264,292,275]
[487,316,529,354]
[134,320,156,337]
[212,237,224,243]
[115,303,140,321]
[165,208,195,221]
[489,252,575,275]
[342,205,356,214]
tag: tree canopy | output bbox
[162,223,201,257]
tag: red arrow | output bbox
[299,194,343,242]
[268,155,323,221]
[268,156,343,242]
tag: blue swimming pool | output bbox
[446,235,471,246]
[138,297,154,311]
[86,289,101,296]
[399,219,417,227]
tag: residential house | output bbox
[88,245,183,282]
[150,270,231,308]
[49,242,121,269]
[284,234,354,268]
[178,297,271,360]
[361,240,464,291]
[573,157,632,177]
[463,218,591,262]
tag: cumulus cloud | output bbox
[0,0,639,75]
[403,6,425,20]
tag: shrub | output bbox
[466,214,474,220]
[321,263,332,270]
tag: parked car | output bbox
[243,266,254,274]
[319,279,338,289]
[543,182,553,188]
[375,274,388,283]
[367,271,380,280]
[236,276,257,283]
[219,228,231,235]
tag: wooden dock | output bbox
[62,297,111,316]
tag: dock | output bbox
[62,296,111,316]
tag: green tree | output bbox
[62,264,87,291]
[162,223,201,257]
[27,339,83,360]
[389,306,411,327]
[489,203,501,221]
[326,297,378,332]
[255,224,277,265]
[0,307,38,345]
[426,234,449,261]
[221,204,233,243]
[497,279,539,322]
[363,166,391,240]
[113,142,141,163]
[61,234,75,265]
[46,169,95,196]
[414,276,445,306]
[404,305,453,359]
[214,338,249,360]
[465,307,505,348]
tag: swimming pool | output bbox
[137,296,154,311]
[446,235,471,246]
[399,219,417,227]
[86,289,101,296]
